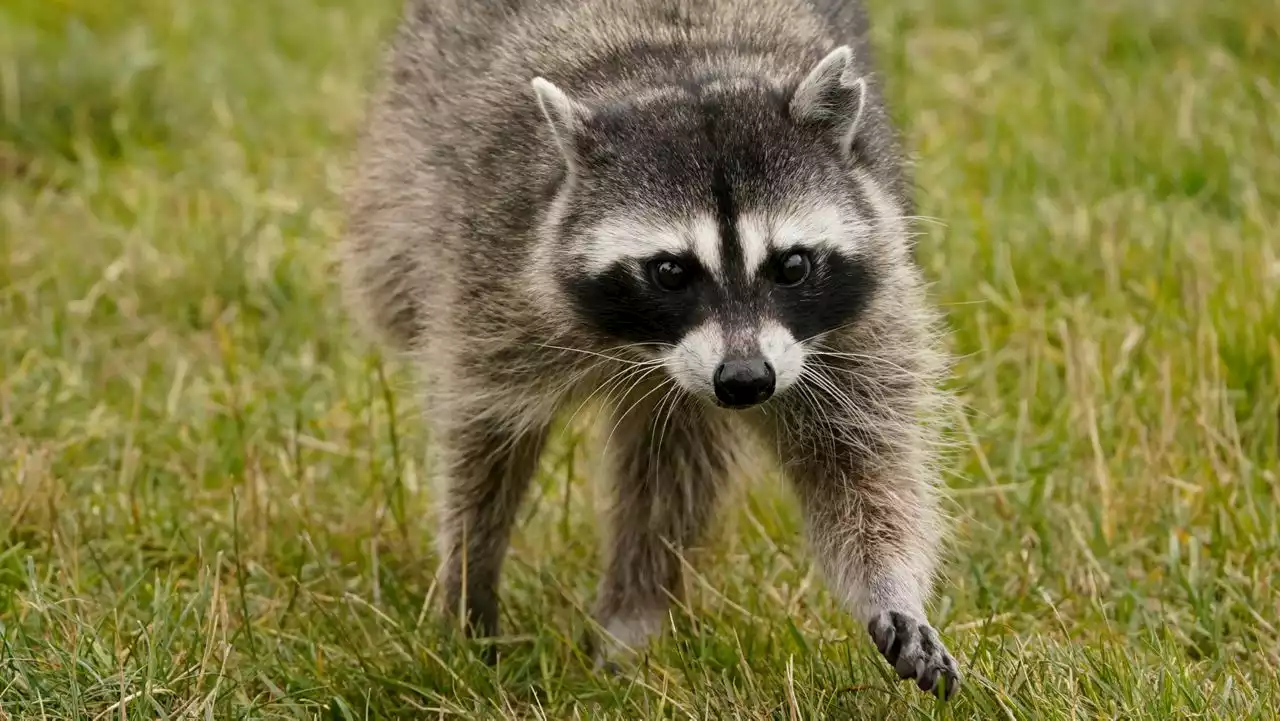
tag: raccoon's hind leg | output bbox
[771,397,961,699]
[589,394,742,668]
[432,408,550,650]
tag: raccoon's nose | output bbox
[713,358,776,409]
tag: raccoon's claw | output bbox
[593,656,624,676]
[868,611,961,700]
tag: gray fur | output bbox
[340,0,959,699]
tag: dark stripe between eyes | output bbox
[692,82,745,285]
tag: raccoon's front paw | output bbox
[868,611,961,700]
[585,633,633,676]
[587,612,663,674]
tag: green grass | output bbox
[2,0,1278,717]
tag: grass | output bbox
[1,0,1278,717]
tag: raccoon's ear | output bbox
[531,76,590,168]
[789,45,867,161]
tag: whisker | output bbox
[879,214,949,228]
[805,349,929,381]
[649,381,685,476]
[793,370,842,461]
[788,319,867,349]
[599,370,670,461]
[798,366,891,458]
[804,362,908,409]
[543,351,658,413]
[530,342,655,366]
[564,360,663,428]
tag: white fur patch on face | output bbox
[737,202,870,275]
[664,321,723,396]
[688,213,722,277]
[737,213,773,276]
[758,321,805,393]
[580,212,722,275]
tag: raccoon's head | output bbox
[531,47,907,410]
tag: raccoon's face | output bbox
[533,47,900,409]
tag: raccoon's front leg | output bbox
[590,401,739,668]
[778,427,961,699]
[433,413,549,647]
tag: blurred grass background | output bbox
[1,0,1278,717]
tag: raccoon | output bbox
[341,0,960,698]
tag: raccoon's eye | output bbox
[648,259,691,292]
[775,251,812,286]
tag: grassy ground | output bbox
[2,0,1278,717]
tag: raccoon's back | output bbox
[338,0,519,349]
